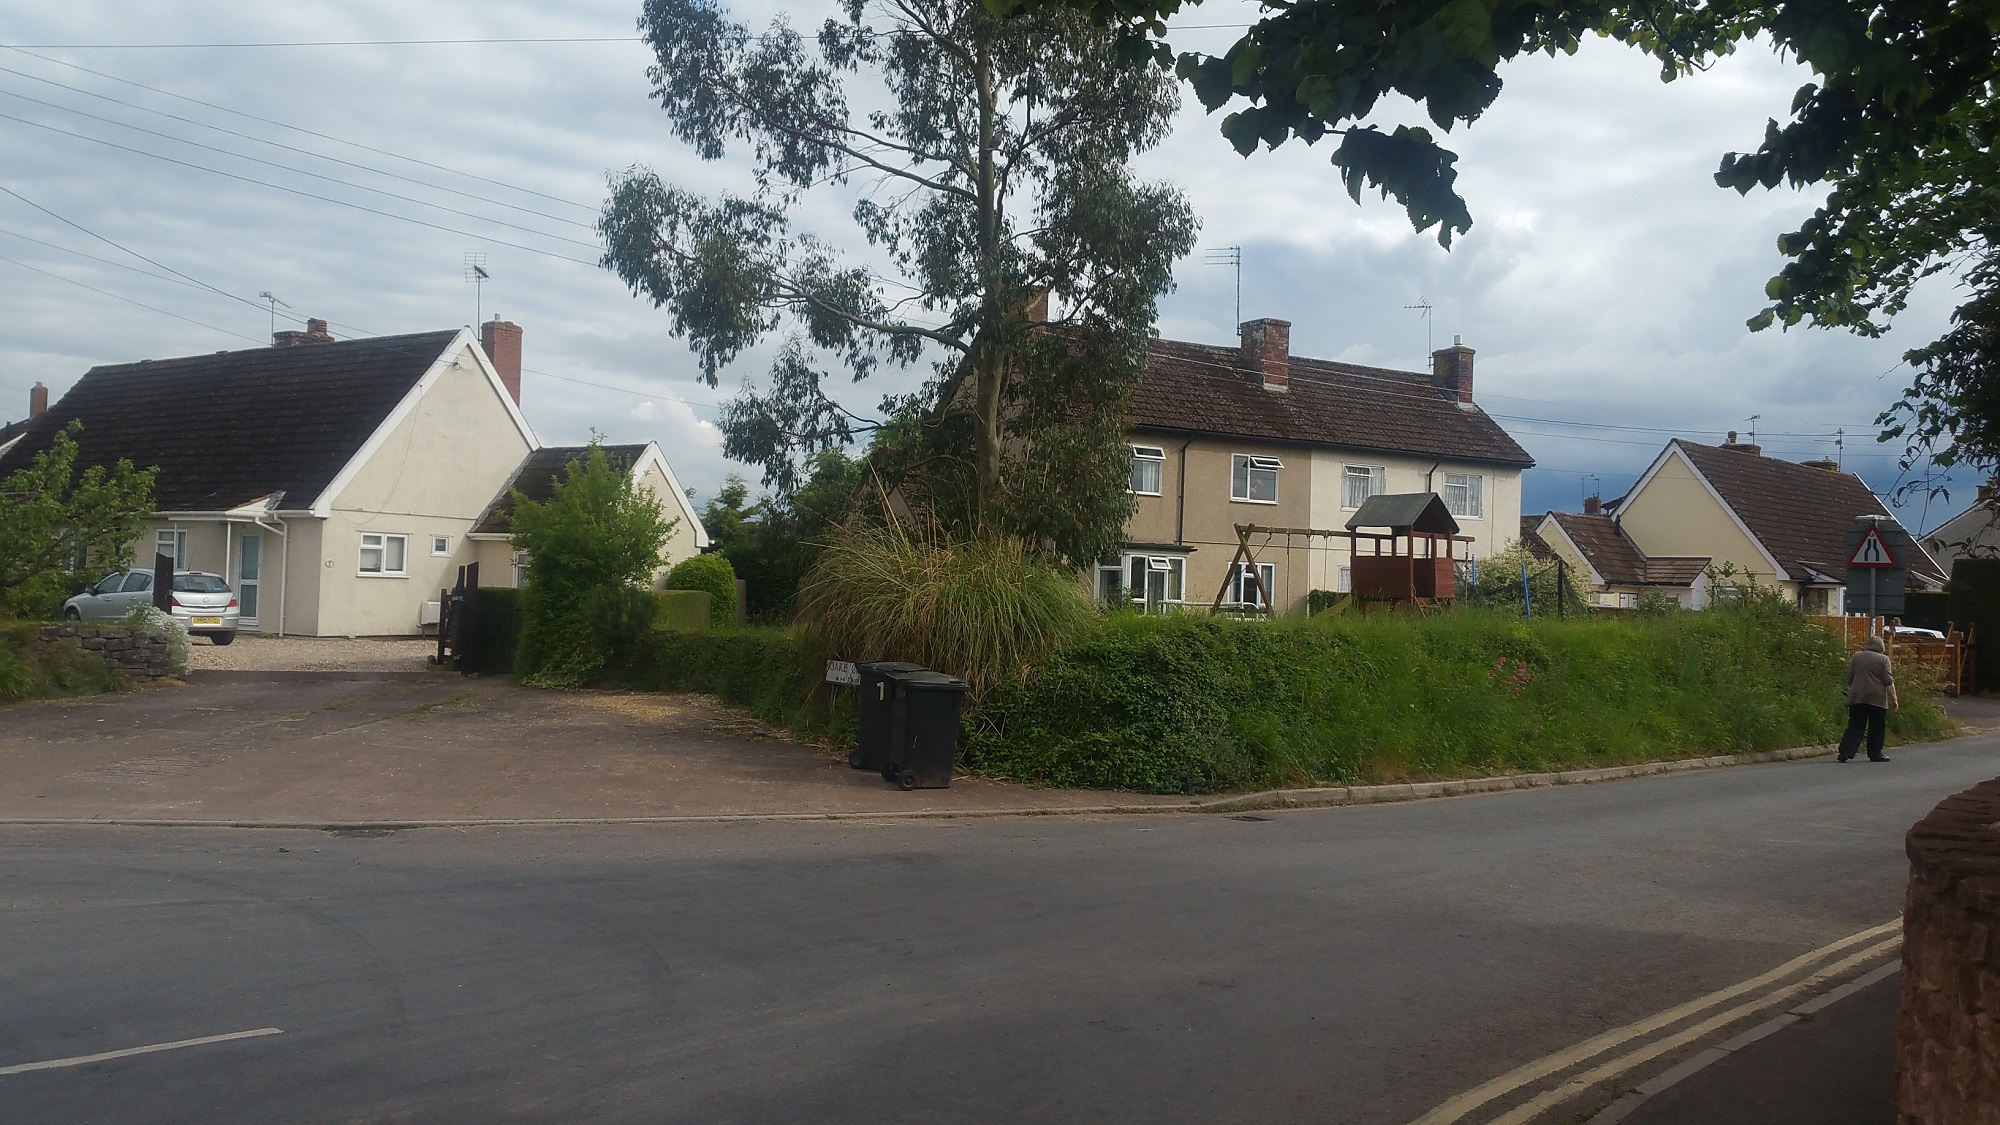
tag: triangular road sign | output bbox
[1849,525,1899,569]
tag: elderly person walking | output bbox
[1837,635,1899,763]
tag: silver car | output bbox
[63,570,242,644]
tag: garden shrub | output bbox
[795,525,1093,701]
[664,554,737,626]
[510,444,677,687]
[652,589,712,632]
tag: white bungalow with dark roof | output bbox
[1106,319,1536,614]
[0,319,707,637]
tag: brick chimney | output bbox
[1432,336,1475,403]
[1240,318,1290,391]
[481,318,523,405]
[1799,458,1840,471]
[272,317,335,347]
[1720,430,1762,456]
[29,381,47,417]
[1584,495,1602,515]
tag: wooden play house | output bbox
[1345,493,1472,606]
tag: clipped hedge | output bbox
[962,601,1955,794]
[619,626,850,743]
[664,555,738,627]
[652,589,711,632]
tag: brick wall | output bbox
[1896,775,2000,1124]
[33,623,179,683]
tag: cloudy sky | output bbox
[0,1,1972,531]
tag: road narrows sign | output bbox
[1850,525,1899,569]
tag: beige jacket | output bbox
[1847,641,1895,709]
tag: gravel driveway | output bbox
[186,633,437,672]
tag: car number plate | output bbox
[193,616,222,625]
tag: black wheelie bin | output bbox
[851,661,926,772]
[883,670,969,790]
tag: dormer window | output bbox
[1231,454,1281,503]
[1129,445,1165,495]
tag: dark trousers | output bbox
[1838,704,1887,760]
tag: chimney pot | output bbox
[1239,318,1291,391]
[29,381,48,417]
[1720,431,1763,456]
[1432,341,1475,403]
[1584,495,1602,515]
[481,318,524,406]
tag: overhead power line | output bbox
[0,63,598,229]
[0,45,596,213]
[0,253,264,343]
[0,182,270,315]
[0,111,603,266]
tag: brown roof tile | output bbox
[0,331,460,511]
[1129,338,1535,466]
[1547,512,1649,585]
[472,444,648,534]
[1673,440,1945,583]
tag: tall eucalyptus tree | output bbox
[600,0,1196,565]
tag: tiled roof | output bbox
[1129,338,1535,466]
[1544,511,1710,588]
[472,444,647,534]
[1673,440,1946,583]
[1547,511,1649,586]
[0,332,461,511]
[1519,516,1557,560]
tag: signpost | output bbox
[1845,517,1909,619]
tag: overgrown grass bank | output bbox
[0,622,121,703]
[961,603,1955,793]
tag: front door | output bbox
[238,533,261,627]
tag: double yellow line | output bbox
[1408,920,1903,1125]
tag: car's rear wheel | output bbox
[209,632,235,647]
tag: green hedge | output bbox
[961,601,1954,794]
[652,589,711,632]
[1902,590,1951,633]
[618,626,851,743]
[664,555,738,627]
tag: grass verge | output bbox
[0,621,123,703]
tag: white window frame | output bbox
[1227,561,1278,608]
[1442,472,1484,519]
[358,532,410,578]
[1336,566,1352,594]
[1117,553,1185,611]
[1343,465,1387,510]
[154,529,187,570]
[1129,445,1165,496]
[1230,454,1282,504]
[430,534,452,557]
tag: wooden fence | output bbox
[1810,615,1974,696]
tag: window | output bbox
[1230,454,1282,503]
[1442,472,1483,518]
[431,535,452,557]
[359,533,409,576]
[512,549,531,589]
[1129,446,1165,495]
[1227,562,1278,607]
[154,529,187,569]
[1343,465,1386,509]
[171,575,230,593]
[1097,565,1125,606]
[120,572,153,594]
[92,573,124,595]
[1122,555,1185,610]
[1336,566,1352,594]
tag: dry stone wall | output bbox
[1896,775,2000,1124]
[33,623,178,683]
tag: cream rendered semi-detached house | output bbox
[0,319,707,636]
[1103,319,1536,615]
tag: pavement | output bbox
[0,674,1183,823]
[4,732,1997,1124]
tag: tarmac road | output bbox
[4,737,1996,1124]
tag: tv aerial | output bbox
[257,291,290,338]
[1204,246,1242,333]
[464,253,490,325]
